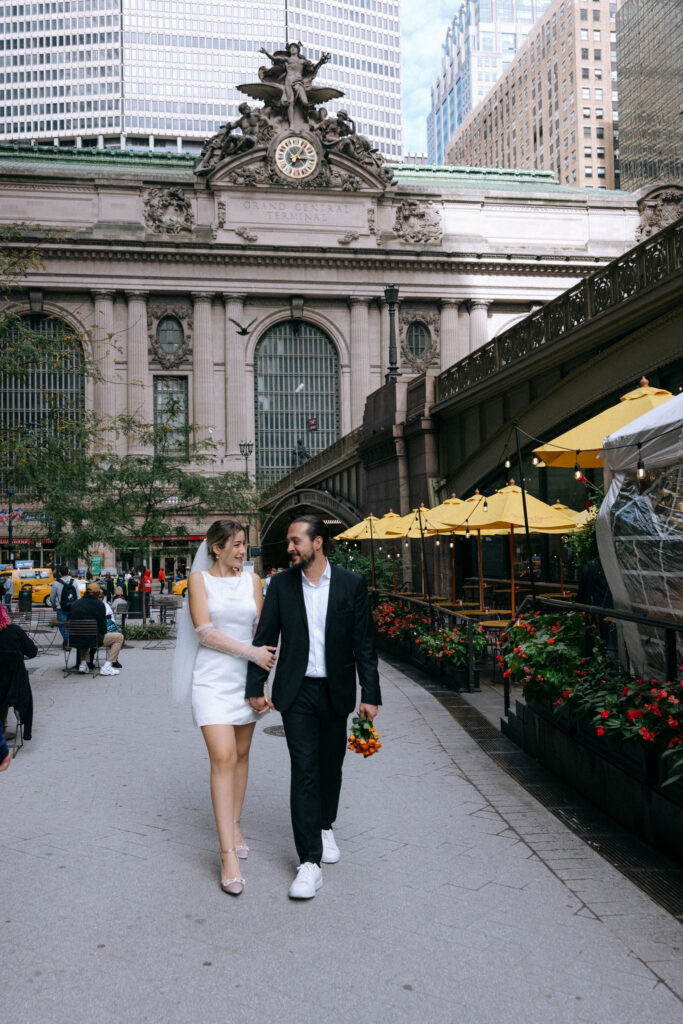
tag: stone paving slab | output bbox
[1,644,682,1023]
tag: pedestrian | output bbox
[102,593,124,670]
[68,582,121,676]
[246,514,380,900]
[143,569,152,617]
[0,602,37,744]
[48,565,79,648]
[103,572,115,601]
[1,572,13,611]
[171,520,276,895]
[158,566,166,594]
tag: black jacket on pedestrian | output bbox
[245,564,381,716]
[68,596,107,645]
[0,623,37,740]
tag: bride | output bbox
[172,519,276,895]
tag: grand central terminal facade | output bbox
[0,43,648,566]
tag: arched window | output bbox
[406,320,430,359]
[156,315,184,355]
[254,321,340,484]
[0,313,85,436]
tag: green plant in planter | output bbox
[124,623,172,641]
[499,611,591,702]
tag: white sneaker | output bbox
[100,662,120,676]
[288,862,323,899]
[321,829,340,863]
[78,661,89,674]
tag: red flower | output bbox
[640,727,656,742]
[622,686,630,696]
[562,689,572,698]
[596,727,605,736]
[669,737,681,748]
[503,669,512,678]
[547,638,556,645]
[600,709,610,719]
[626,709,643,721]
[667,716,679,728]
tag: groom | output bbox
[246,513,380,899]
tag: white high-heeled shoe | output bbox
[234,818,249,861]
[219,848,245,896]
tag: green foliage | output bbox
[372,598,488,666]
[123,623,172,641]
[329,543,395,589]
[566,490,603,569]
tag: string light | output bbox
[574,452,582,481]
[465,525,470,539]
[449,541,454,549]
[483,498,488,512]
[532,455,539,466]
[504,454,511,469]
[637,443,645,479]
[435,539,440,546]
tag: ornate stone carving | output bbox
[367,208,376,235]
[142,187,195,234]
[393,200,442,244]
[636,185,683,240]
[193,42,394,191]
[235,226,258,243]
[338,231,360,246]
[147,300,193,368]
[399,308,440,372]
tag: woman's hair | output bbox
[205,519,246,561]
[86,582,102,598]
[290,513,334,555]
[0,604,10,630]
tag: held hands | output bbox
[0,749,11,772]
[252,645,277,672]
[249,686,275,715]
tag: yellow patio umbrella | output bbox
[533,377,673,471]
[446,484,577,616]
[383,505,452,601]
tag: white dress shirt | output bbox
[301,559,331,677]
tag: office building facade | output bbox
[0,0,403,158]
[427,0,553,165]
[446,0,621,190]
[616,0,683,190]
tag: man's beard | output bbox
[292,549,315,571]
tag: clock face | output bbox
[274,135,319,180]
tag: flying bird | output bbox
[228,317,257,336]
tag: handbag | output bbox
[106,617,119,634]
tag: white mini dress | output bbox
[191,571,259,727]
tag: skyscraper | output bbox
[0,0,402,159]
[616,0,683,190]
[427,0,552,164]
[445,0,621,190]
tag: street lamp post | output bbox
[6,487,15,568]
[239,440,253,479]
[384,284,400,383]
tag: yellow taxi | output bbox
[172,578,188,597]
[0,567,55,605]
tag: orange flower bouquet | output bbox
[348,715,381,758]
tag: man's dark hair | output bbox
[290,513,335,555]
[59,565,69,577]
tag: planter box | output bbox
[502,700,683,864]
[441,662,480,692]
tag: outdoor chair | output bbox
[29,608,60,656]
[144,596,181,650]
[63,619,101,677]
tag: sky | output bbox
[400,0,455,154]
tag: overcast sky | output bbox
[400,0,454,154]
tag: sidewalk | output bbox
[2,643,682,1024]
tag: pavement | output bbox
[2,640,682,1024]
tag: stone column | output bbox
[224,294,249,461]
[469,300,491,352]
[458,302,470,356]
[92,291,116,442]
[439,298,461,369]
[349,296,370,428]
[192,293,215,444]
[125,291,149,454]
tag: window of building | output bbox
[593,29,600,39]
[593,48,601,59]
[593,8,600,19]
[584,126,591,137]
[581,67,589,79]
[584,146,592,157]
[582,87,590,98]
[596,126,604,139]
[597,165,606,177]
[155,315,184,356]
[153,376,188,456]
[581,29,588,39]
[254,320,339,484]
[581,47,589,59]
[585,166,593,177]
[583,106,591,118]
[596,107,603,118]
[406,321,430,360]
[595,88,603,100]
[580,8,588,20]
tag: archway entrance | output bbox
[254,320,340,485]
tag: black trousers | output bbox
[281,676,348,866]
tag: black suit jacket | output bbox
[245,564,381,717]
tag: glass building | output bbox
[427,0,552,164]
[0,0,402,159]
[616,0,683,190]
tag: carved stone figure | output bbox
[143,187,195,234]
[636,185,683,240]
[393,200,442,244]
[256,43,331,126]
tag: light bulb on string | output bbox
[449,541,454,549]
[483,498,488,512]
[504,454,511,469]
[465,525,470,539]
[435,539,440,546]
[637,443,645,479]
[532,455,539,466]
[574,452,582,480]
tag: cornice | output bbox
[16,239,611,279]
